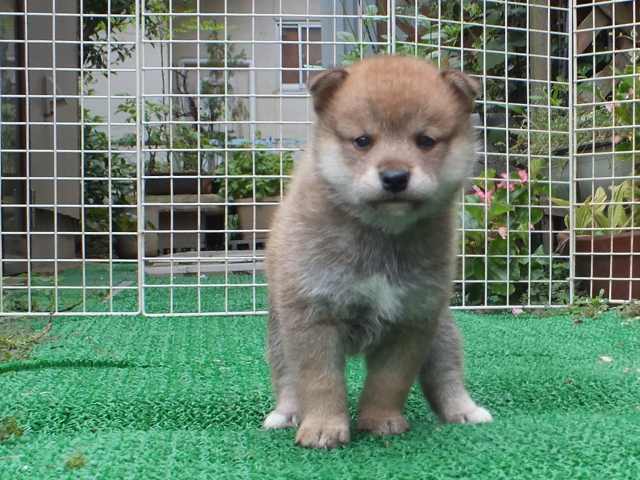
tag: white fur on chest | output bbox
[350,274,405,320]
[303,268,407,321]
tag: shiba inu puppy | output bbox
[264,55,492,449]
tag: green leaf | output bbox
[467,257,486,280]
[592,210,609,230]
[488,238,508,256]
[530,207,544,225]
[490,200,512,217]
[591,187,608,213]
[464,204,485,227]
[574,208,593,231]
[487,257,508,281]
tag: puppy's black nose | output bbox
[380,169,410,193]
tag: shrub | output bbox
[214,147,295,201]
[461,159,569,305]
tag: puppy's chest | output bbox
[344,273,408,320]
[319,270,436,353]
[308,268,429,322]
[301,232,446,322]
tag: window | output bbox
[281,23,322,89]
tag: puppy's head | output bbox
[309,55,479,231]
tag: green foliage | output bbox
[215,146,295,200]
[507,83,570,156]
[557,180,640,236]
[575,62,639,150]
[566,291,609,321]
[82,109,137,236]
[81,0,136,81]
[81,0,198,82]
[549,60,640,281]
[338,3,388,65]
[461,160,569,305]
[116,9,247,175]
[547,291,640,323]
[611,63,640,152]
[337,0,543,115]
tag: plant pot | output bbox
[145,172,213,196]
[235,197,280,241]
[574,231,640,300]
[115,234,159,259]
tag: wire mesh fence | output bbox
[573,0,640,303]
[0,0,636,316]
[1,0,141,315]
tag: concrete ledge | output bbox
[145,250,265,275]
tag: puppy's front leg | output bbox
[419,309,492,424]
[357,329,429,435]
[286,319,350,449]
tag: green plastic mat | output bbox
[1,304,639,479]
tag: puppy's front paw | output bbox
[442,405,493,424]
[263,410,299,429]
[357,412,409,436]
[295,415,350,449]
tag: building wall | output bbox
[2,0,81,273]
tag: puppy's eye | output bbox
[416,134,436,150]
[353,135,373,149]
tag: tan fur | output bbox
[264,55,492,449]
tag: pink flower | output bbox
[484,189,494,205]
[517,169,528,184]
[472,185,493,205]
[497,172,515,191]
[512,307,524,315]
[497,226,508,239]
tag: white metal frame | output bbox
[2,1,637,316]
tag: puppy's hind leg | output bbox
[419,309,492,424]
[263,311,299,429]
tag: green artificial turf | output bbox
[1,290,640,479]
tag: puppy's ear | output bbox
[440,70,480,113]
[308,68,348,114]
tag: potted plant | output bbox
[215,145,294,241]
[554,180,640,300]
[116,99,218,197]
[113,211,158,260]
